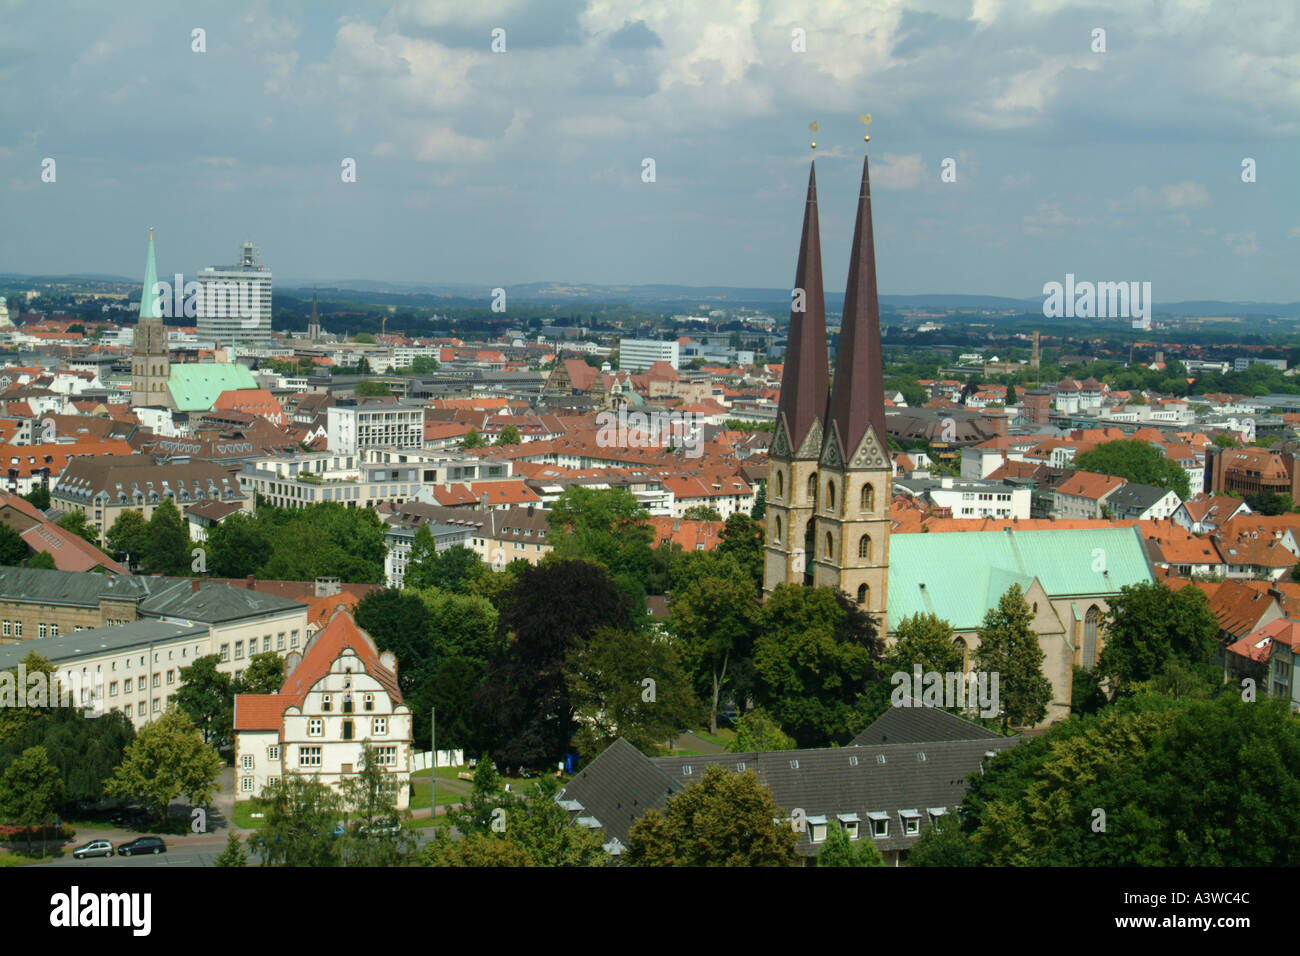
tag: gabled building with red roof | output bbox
[1052,471,1127,518]
[233,607,413,806]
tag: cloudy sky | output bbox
[1,0,1296,301]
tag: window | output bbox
[109,681,118,697]
[152,673,160,688]
[235,641,244,660]
[900,810,921,836]
[364,693,374,712]
[166,670,174,685]
[241,777,253,793]
[839,816,861,840]
[241,754,254,770]
[858,534,872,560]
[773,515,782,544]
[375,746,397,766]
[151,698,160,712]
[869,814,889,838]
[824,531,833,558]
[12,622,18,637]
[263,636,271,653]
[2,621,9,637]
[268,746,280,761]
[277,632,285,651]
[373,717,387,736]
[138,701,146,716]
[124,678,133,693]
[857,583,868,605]
[861,484,875,512]
[290,630,299,648]
[322,694,332,712]
[775,471,783,498]
[38,623,46,638]
[267,776,279,788]
[343,696,353,714]
[342,719,354,740]
[809,819,828,844]
[50,624,58,637]
[826,480,836,511]
[220,644,229,662]
[300,746,322,768]
[309,718,323,736]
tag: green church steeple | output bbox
[139,226,161,320]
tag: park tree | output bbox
[142,500,192,575]
[338,743,417,866]
[974,585,1052,732]
[754,584,884,747]
[503,776,608,866]
[249,774,342,867]
[173,656,234,747]
[625,764,798,867]
[474,559,634,767]
[565,626,704,763]
[548,486,662,597]
[236,652,285,696]
[816,820,885,866]
[105,509,149,566]
[0,705,135,808]
[0,746,64,855]
[669,553,761,734]
[448,754,507,836]
[1073,439,1190,500]
[0,653,59,744]
[104,708,223,823]
[906,812,977,867]
[421,829,536,867]
[1097,581,1220,696]
[407,544,487,594]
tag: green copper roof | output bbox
[140,230,161,320]
[166,363,258,412]
[888,526,1155,631]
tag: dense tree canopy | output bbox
[1097,582,1220,696]
[1073,440,1191,500]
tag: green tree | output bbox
[625,764,798,866]
[338,742,417,866]
[495,424,521,445]
[0,706,135,808]
[206,513,273,578]
[0,746,64,855]
[0,653,58,744]
[751,483,766,521]
[236,652,285,696]
[907,812,976,866]
[407,544,487,594]
[22,486,50,511]
[462,428,485,449]
[104,708,223,823]
[448,754,507,836]
[355,380,390,396]
[420,829,536,867]
[682,505,722,521]
[172,656,234,747]
[142,500,192,575]
[249,774,342,867]
[754,585,884,747]
[973,585,1052,732]
[504,776,607,866]
[565,626,705,763]
[1212,432,1238,448]
[105,509,149,567]
[1005,384,1017,406]
[548,487,660,598]
[56,510,98,544]
[353,333,376,344]
[26,551,55,569]
[816,820,885,866]
[728,708,795,752]
[1073,440,1190,500]
[669,553,761,734]
[0,524,27,566]
[214,831,248,867]
[717,513,764,589]
[1097,582,1220,696]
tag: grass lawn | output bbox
[0,849,56,866]
[690,727,737,749]
[232,801,268,830]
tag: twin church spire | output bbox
[763,120,891,629]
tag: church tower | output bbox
[308,289,321,342]
[811,121,891,629]
[763,154,829,595]
[130,228,173,409]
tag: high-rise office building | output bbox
[195,241,272,348]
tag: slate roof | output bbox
[0,619,208,670]
[851,703,1005,746]
[139,580,304,623]
[1107,482,1175,515]
[0,566,152,607]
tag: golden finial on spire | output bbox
[859,113,872,144]
[809,121,818,151]
[149,226,154,242]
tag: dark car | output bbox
[72,840,114,860]
[117,836,166,856]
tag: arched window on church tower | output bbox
[824,531,834,558]
[861,484,875,513]
[775,471,783,499]
[827,479,836,512]
[857,583,868,605]
[773,515,782,544]
[858,534,872,560]
[807,473,818,506]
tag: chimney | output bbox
[247,575,255,589]
[191,579,200,594]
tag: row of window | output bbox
[107,672,174,695]
[772,472,878,514]
[307,717,387,738]
[220,631,299,661]
[320,693,375,713]
[807,808,947,844]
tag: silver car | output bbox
[72,840,114,859]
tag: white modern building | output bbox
[327,403,424,455]
[619,339,680,372]
[195,241,273,348]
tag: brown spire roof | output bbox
[774,161,828,456]
[825,150,886,460]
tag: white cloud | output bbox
[873,153,925,190]
[1133,181,1210,210]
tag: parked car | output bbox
[72,840,114,860]
[117,836,166,856]
[359,818,401,835]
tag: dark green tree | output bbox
[816,820,884,866]
[214,831,248,866]
[1097,581,1220,696]
[0,524,28,566]
[56,511,98,544]
[973,584,1052,732]
[249,774,342,867]
[717,512,764,588]
[1073,440,1190,500]
[142,500,192,575]
[26,551,55,569]
[206,513,273,578]
[172,656,234,747]
[105,509,149,567]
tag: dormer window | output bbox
[322,694,332,712]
